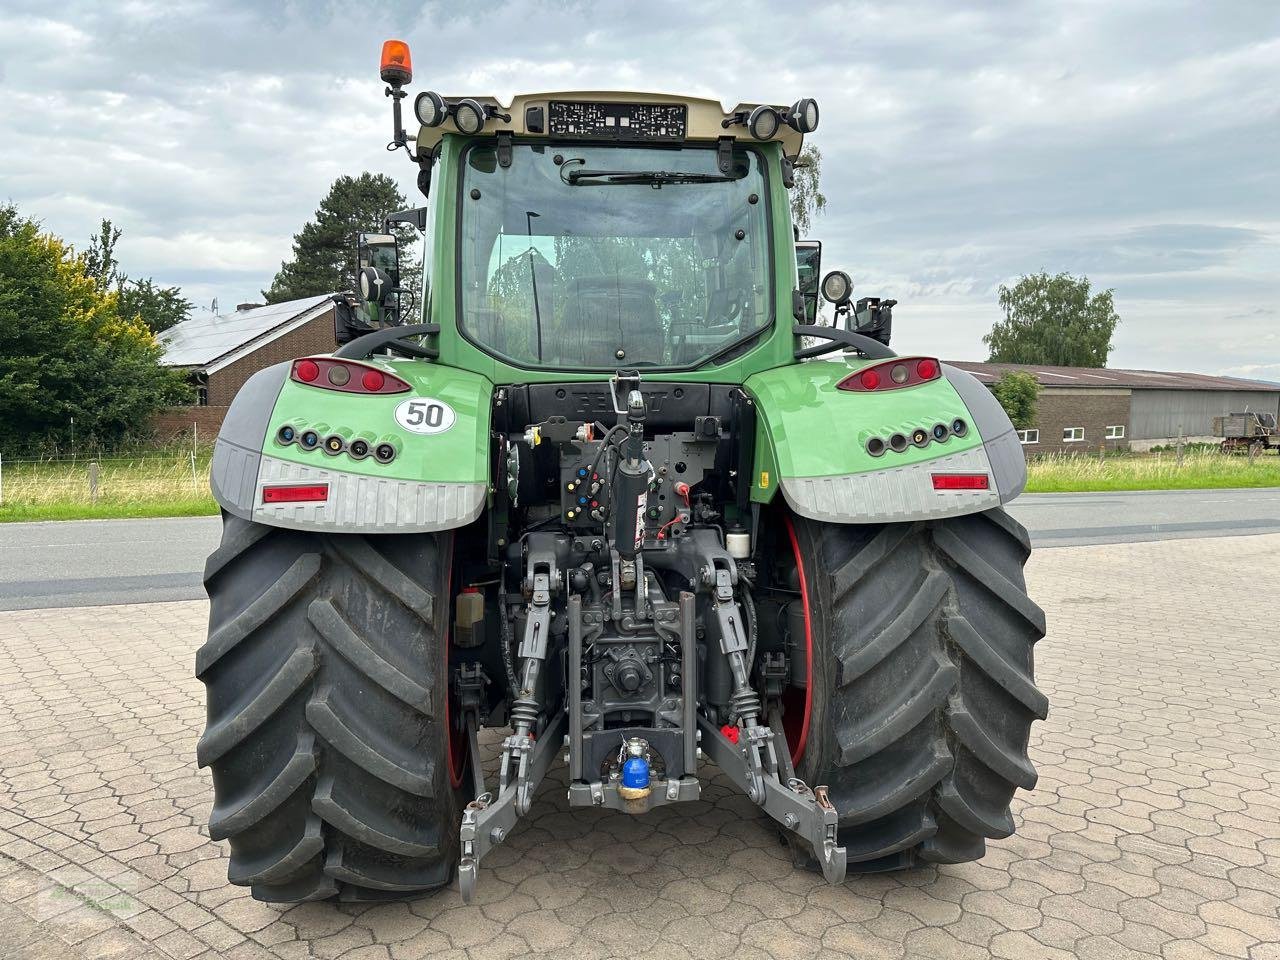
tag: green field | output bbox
[3,447,1278,522]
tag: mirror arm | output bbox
[386,207,430,232]
[334,322,441,361]
[791,289,806,322]
[793,324,897,361]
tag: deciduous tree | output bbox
[790,143,827,236]
[83,219,193,335]
[0,205,190,454]
[983,271,1119,367]
[992,371,1041,430]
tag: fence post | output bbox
[1176,424,1184,465]
[88,461,100,504]
[190,450,199,491]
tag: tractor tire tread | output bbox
[196,512,462,902]
[793,507,1045,872]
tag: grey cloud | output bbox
[1026,224,1271,278]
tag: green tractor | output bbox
[195,40,1046,903]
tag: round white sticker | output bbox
[394,397,456,435]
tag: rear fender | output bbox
[746,359,1025,524]
[210,359,492,533]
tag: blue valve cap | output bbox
[621,755,650,790]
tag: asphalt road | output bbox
[2,487,1280,610]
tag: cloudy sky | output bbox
[2,1,1276,377]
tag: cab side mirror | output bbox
[795,240,822,324]
[357,232,400,298]
[355,232,404,323]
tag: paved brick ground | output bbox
[1,534,1278,959]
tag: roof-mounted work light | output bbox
[787,98,819,134]
[379,40,412,86]
[723,99,817,141]
[453,98,487,134]
[414,90,447,127]
[747,105,781,140]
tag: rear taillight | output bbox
[290,358,410,394]
[931,474,990,491]
[262,484,330,503]
[839,357,941,392]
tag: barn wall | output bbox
[151,406,231,441]
[1020,387,1131,454]
[1128,390,1280,441]
[205,308,336,407]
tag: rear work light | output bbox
[290,358,411,395]
[839,357,942,392]
[262,484,330,503]
[931,474,990,491]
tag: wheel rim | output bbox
[782,514,813,766]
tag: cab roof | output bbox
[412,90,808,157]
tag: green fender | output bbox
[745,358,1026,523]
[209,357,493,533]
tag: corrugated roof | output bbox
[159,294,334,369]
[947,361,1280,393]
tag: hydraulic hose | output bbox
[498,586,519,700]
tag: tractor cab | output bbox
[351,39,864,380]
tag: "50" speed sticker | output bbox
[394,397,456,435]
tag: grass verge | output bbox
[1025,449,1280,492]
[0,497,219,523]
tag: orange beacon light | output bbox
[380,40,412,86]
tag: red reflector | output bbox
[860,369,881,390]
[262,484,329,503]
[295,359,319,382]
[362,369,386,392]
[916,358,938,380]
[932,474,990,490]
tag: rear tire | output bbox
[787,508,1047,871]
[196,513,467,902]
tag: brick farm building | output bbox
[154,295,338,439]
